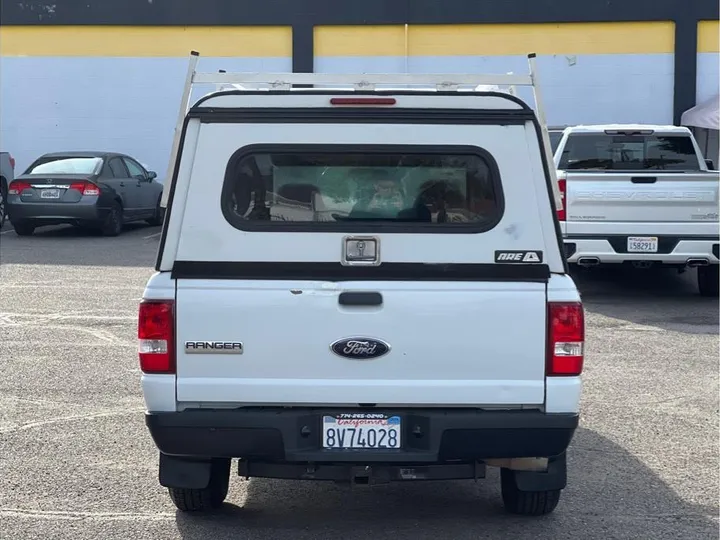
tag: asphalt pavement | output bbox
[0,222,718,540]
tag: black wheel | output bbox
[168,458,231,512]
[101,202,123,236]
[13,221,35,236]
[146,197,165,226]
[500,468,562,516]
[698,265,719,297]
[0,177,7,228]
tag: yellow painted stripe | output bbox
[0,26,292,57]
[315,22,675,56]
[698,20,719,53]
[315,26,407,57]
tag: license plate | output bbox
[627,236,658,253]
[40,189,60,199]
[322,413,401,449]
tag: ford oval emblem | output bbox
[330,337,391,360]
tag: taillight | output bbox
[556,174,566,221]
[9,154,15,170]
[8,180,31,195]
[138,299,175,374]
[69,181,100,196]
[547,302,584,376]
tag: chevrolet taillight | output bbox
[556,173,567,221]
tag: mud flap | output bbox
[158,453,212,489]
[509,452,567,492]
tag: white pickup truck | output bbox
[554,124,719,296]
[139,56,584,517]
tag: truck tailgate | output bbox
[564,172,718,231]
[175,279,547,406]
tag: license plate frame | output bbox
[322,413,402,450]
[39,188,61,199]
[627,236,658,253]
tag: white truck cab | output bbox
[139,53,584,516]
[554,124,720,296]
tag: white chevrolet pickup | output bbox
[139,56,584,517]
[554,124,719,296]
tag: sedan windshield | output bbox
[26,157,103,175]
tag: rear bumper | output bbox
[145,408,579,463]
[563,234,720,265]
[7,199,101,223]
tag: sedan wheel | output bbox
[13,221,36,236]
[146,197,165,226]
[0,183,6,228]
[101,203,123,237]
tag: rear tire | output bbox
[0,177,7,229]
[698,265,719,297]
[500,468,562,516]
[146,197,165,226]
[13,221,35,236]
[168,458,231,512]
[101,202,123,237]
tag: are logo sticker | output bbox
[494,250,544,264]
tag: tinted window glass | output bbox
[27,157,102,175]
[558,134,699,171]
[222,147,502,230]
[124,158,146,179]
[108,158,128,178]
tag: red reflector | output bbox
[330,97,397,106]
[138,299,175,374]
[557,177,566,221]
[9,154,15,170]
[547,302,584,376]
[8,180,31,195]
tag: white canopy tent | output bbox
[681,94,719,130]
[681,94,719,168]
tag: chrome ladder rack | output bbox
[161,51,560,208]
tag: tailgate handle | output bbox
[631,176,657,184]
[339,292,383,306]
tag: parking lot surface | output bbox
[0,222,718,540]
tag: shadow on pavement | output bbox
[572,266,719,335]
[173,428,717,540]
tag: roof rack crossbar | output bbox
[161,50,561,209]
[192,72,534,88]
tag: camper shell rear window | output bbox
[220,144,504,233]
